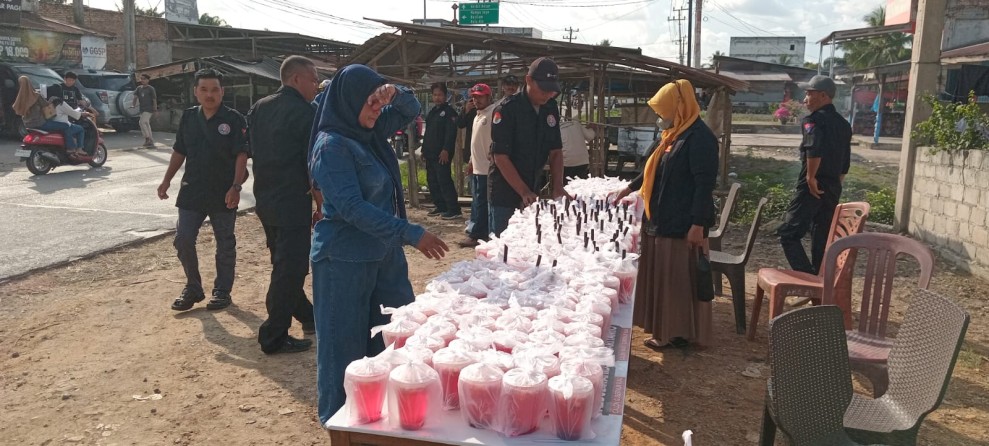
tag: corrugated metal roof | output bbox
[20,13,113,38]
[942,41,989,62]
[212,56,282,82]
[718,71,792,82]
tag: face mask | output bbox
[657,117,673,130]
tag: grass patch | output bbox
[400,161,428,193]
[728,154,899,226]
[957,348,986,370]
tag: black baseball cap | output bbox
[528,57,561,93]
[799,75,837,98]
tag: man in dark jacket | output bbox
[422,83,461,220]
[247,56,320,355]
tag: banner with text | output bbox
[0,0,20,26]
[81,35,107,70]
[0,27,81,66]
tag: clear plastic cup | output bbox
[458,363,504,430]
[388,362,439,431]
[499,368,549,437]
[548,375,594,441]
[561,359,606,419]
[433,348,477,411]
[343,358,390,424]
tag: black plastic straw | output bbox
[503,245,508,263]
[536,254,542,267]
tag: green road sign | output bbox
[459,2,499,25]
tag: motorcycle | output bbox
[390,129,408,158]
[16,118,108,176]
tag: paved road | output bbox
[731,133,902,165]
[0,130,255,280]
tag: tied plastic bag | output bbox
[568,311,605,329]
[548,375,596,441]
[491,330,529,354]
[388,361,440,431]
[498,368,549,437]
[564,332,606,349]
[432,348,478,411]
[380,304,427,325]
[403,334,446,352]
[514,349,561,379]
[564,322,603,338]
[612,255,639,304]
[371,319,421,349]
[379,345,435,368]
[560,353,615,419]
[457,314,496,331]
[343,357,391,425]
[494,313,533,333]
[416,319,458,345]
[477,348,515,372]
[456,326,495,351]
[458,363,505,430]
[471,302,505,319]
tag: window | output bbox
[790,44,795,50]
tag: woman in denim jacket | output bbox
[308,64,449,426]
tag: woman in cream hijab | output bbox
[614,79,719,349]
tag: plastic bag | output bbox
[498,368,549,437]
[403,334,446,352]
[380,304,427,325]
[457,314,496,331]
[432,348,477,411]
[491,330,529,354]
[514,349,561,379]
[416,319,458,345]
[458,363,504,430]
[456,326,495,351]
[370,319,421,349]
[548,375,595,441]
[564,332,606,349]
[343,356,391,425]
[494,313,533,333]
[388,361,440,431]
[564,322,602,339]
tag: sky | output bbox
[85,0,888,65]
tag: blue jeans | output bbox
[488,204,517,237]
[312,246,415,425]
[466,174,489,240]
[39,120,84,150]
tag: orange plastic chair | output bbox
[747,202,870,341]
[821,233,935,397]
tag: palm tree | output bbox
[199,13,230,27]
[598,39,613,47]
[136,6,164,18]
[707,50,726,67]
[840,6,912,69]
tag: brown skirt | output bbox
[632,230,712,347]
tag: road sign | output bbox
[459,2,499,25]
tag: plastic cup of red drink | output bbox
[458,363,504,430]
[548,375,594,441]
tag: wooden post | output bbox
[588,66,600,176]
[720,87,732,188]
[596,64,607,177]
[401,35,420,208]
[894,0,948,232]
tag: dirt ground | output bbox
[2,205,988,445]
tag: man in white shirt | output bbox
[458,83,496,248]
[559,120,595,183]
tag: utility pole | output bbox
[686,0,692,66]
[894,0,948,232]
[693,0,702,69]
[563,27,579,43]
[668,2,688,65]
[73,0,84,26]
[123,0,136,72]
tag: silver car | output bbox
[74,70,140,132]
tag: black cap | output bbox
[501,74,519,86]
[527,57,561,93]
[799,75,837,98]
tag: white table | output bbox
[325,296,635,446]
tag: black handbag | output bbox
[696,251,715,302]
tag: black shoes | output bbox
[441,212,463,220]
[427,208,446,216]
[265,336,313,354]
[206,290,232,310]
[301,322,316,335]
[171,288,205,311]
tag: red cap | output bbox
[469,83,492,97]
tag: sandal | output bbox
[644,337,689,351]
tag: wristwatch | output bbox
[231,184,242,192]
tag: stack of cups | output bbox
[343,357,391,425]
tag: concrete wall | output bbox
[38,3,169,71]
[942,0,989,50]
[909,149,989,279]
[729,37,806,66]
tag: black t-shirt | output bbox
[47,83,82,109]
[173,105,249,214]
[422,103,458,158]
[488,88,563,208]
[247,86,316,227]
[798,103,852,195]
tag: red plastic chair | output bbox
[821,232,935,397]
[747,202,870,341]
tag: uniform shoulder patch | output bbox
[803,122,815,134]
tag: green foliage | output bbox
[136,6,164,17]
[400,162,428,193]
[199,13,230,27]
[913,92,989,154]
[865,189,895,225]
[733,175,792,225]
[840,7,911,69]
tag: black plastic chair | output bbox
[760,306,865,446]
[709,197,767,334]
[709,182,742,297]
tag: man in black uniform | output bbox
[157,69,249,312]
[778,75,852,274]
[488,57,566,236]
[47,71,83,109]
[247,56,319,355]
[422,82,461,220]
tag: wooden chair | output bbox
[821,233,935,398]
[709,182,742,297]
[709,197,768,334]
[747,202,870,341]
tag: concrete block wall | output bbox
[910,149,989,279]
[39,4,169,71]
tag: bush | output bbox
[732,174,793,225]
[913,92,989,154]
[865,189,895,225]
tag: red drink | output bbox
[548,375,594,441]
[433,348,476,411]
[458,363,504,429]
[561,360,605,418]
[388,362,439,431]
[395,385,430,430]
[615,269,637,304]
[499,368,549,437]
[344,358,391,425]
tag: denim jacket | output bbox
[309,88,423,262]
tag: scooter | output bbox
[16,118,108,176]
[390,129,408,158]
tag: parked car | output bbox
[56,69,140,132]
[0,63,65,137]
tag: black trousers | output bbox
[257,223,315,353]
[424,157,460,213]
[174,209,236,294]
[777,188,839,275]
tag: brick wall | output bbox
[910,149,989,279]
[39,4,168,71]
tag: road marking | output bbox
[0,201,175,218]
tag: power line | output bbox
[668,1,688,65]
[562,27,579,43]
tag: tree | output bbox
[136,6,164,18]
[598,39,612,47]
[199,13,230,27]
[840,6,912,70]
[777,54,792,66]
